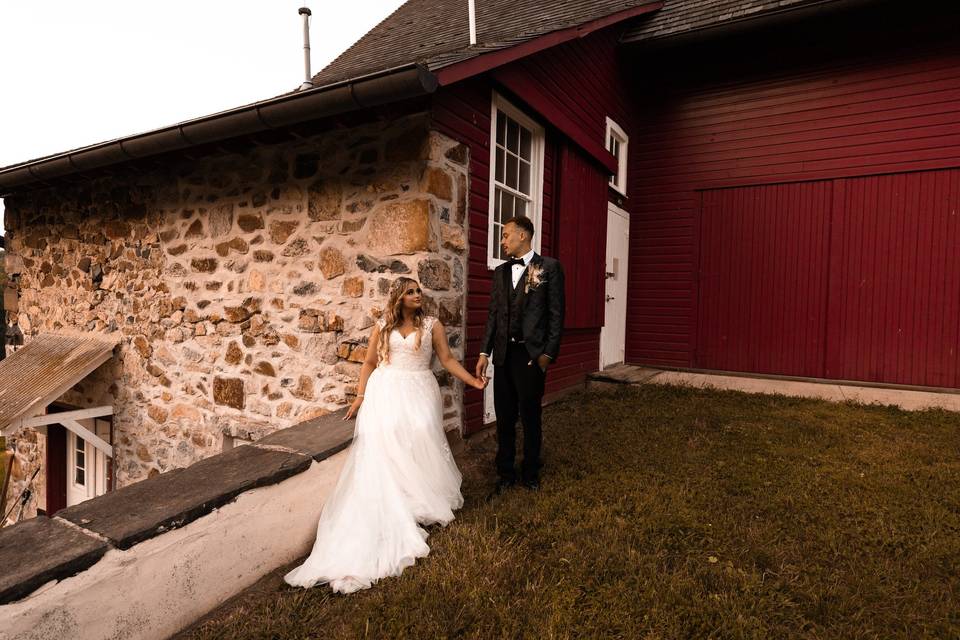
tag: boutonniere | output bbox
[524,263,546,293]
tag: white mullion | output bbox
[514,144,521,189]
[494,182,532,202]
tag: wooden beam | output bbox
[15,406,114,429]
[61,419,113,458]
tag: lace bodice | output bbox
[377,316,437,371]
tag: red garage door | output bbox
[696,168,960,388]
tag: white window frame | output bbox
[605,117,628,196]
[71,432,87,488]
[487,92,545,269]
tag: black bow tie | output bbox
[506,258,525,267]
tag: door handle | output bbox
[605,271,615,279]
[605,295,615,302]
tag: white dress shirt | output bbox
[511,249,536,289]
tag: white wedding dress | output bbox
[284,315,464,594]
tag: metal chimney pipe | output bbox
[468,0,477,46]
[299,7,313,90]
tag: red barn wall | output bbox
[433,25,634,432]
[625,16,960,389]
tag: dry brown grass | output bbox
[179,385,960,639]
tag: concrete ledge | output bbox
[0,517,110,605]
[257,414,354,460]
[58,445,311,550]
[0,409,353,612]
[589,365,960,412]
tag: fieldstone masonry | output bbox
[1,113,470,520]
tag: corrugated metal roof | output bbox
[0,334,118,433]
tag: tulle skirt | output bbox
[283,366,463,593]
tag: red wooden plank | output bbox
[693,180,832,377]
[814,167,960,386]
[629,36,960,369]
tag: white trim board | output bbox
[486,91,545,270]
[11,406,114,430]
[61,418,113,457]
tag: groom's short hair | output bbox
[504,216,535,238]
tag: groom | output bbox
[476,216,565,492]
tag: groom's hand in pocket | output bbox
[536,354,551,372]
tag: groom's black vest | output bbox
[507,276,526,342]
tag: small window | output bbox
[95,418,113,489]
[606,117,628,196]
[488,93,545,267]
[74,436,86,486]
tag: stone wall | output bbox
[1,113,470,519]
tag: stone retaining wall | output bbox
[1,113,470,518]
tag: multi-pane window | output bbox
[606,117,628,195]
[489,94,543,265]
[95,418,112,490]
[74,436,86,486]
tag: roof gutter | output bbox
[0,64,438,195]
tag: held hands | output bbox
[475,354,489,380]
[472,354,490,391]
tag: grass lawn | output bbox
[180,385,960,639]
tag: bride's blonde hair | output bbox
[378,277,425,364]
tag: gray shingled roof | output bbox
[622,0,851,43]
[311,0,661,87]
[314,1,867,89]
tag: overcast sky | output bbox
[0,0,408,234]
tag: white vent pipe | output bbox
[299,7,313,90]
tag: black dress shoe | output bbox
[487,478,515,501]
[520,478,540,491]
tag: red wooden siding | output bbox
[696,168,960,388]
[627,33,960,377]
[697,181,832,377]
[556,143,608,328]
[433,25,633,432]
[494,27,634,162]
[825,170,960,387]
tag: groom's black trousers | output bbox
[494,342,546,482]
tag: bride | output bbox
[284,276,487,593]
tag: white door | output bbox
[66,418,110,507]
[600,203,630,369]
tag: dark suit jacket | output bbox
[481,253,565,367]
